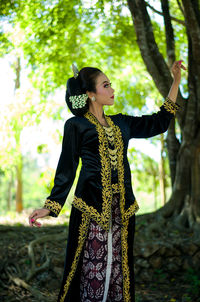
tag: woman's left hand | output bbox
[171,60,186,83]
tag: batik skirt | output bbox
[80,193,123,302]
[57,193,136,302]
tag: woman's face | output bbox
[92,73,115,106]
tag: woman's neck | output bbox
[88,103,108,127]
[88,103,104,120]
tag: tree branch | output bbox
[166,119,181,186]
[183,35,200,140]
[145,1,185,26]
[127,0,173,97]
[181,0,200,66]
[26,231,67,281]
[161,0,175,67]
[7,274,47,301]
[176,0,184,15]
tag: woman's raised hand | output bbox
[28,208,50,227]
[171,60,186,83]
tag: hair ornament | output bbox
[69,94,88,109]
[72,63,79,79]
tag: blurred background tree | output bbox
[1,0,199,233]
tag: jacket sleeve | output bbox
[121,98,180,139]
[43,118,80,217]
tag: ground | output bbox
[0,210,199,302]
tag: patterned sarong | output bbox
[80,193,123,302]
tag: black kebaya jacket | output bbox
[44,98,179,231]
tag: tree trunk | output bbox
[16,154,23,213]
[14,56,23,213]
[166,119,180,186]
[7,173,13,211]
[127,0,200,232]
[159,134,166,206]
[14,57,21,90]
[153,174,158,210]
[161,138,200,227]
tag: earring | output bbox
[91,96,96,101]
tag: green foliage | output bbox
[0,32,13,56]
[0,0,20,17]
[0,0,188,102]
[185,268,200,296]
[128,138,171,213]
[0,0,188,214]
[135,295,143,302]
[130,150,160,194]
[154,268,167,281]
[39,168,56,196]
[0,153,47,212]
[0,0,19,56]
[37,144,49,154]
[0,0,153,110]
[0,97,44,173]
[14,222,24,226]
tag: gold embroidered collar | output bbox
[72,110,139,232]
[84,111,109,127]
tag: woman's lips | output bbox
[111,96,114,99]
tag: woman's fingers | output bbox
[29,210,38,226]
[30,215,41,227]
[28,208,50,227]
[31,219,41,227]
[29,210,40,224]
[171,60,186,82]
[176,60,186,70]
[181,64,187,70]
[178,60,187,70]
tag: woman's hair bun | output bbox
[67,76,82,96]
[65,66,102,117]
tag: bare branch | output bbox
[7,274,47,301]
[145,1,185,25]
[161,0,175,67]
[176,0,184,15]
[26,231,67,281]
[127,0,173,97]
[127,0,185,125]
[181,0,200,66]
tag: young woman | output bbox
[29,61,185,302]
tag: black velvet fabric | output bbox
[57,207,84,301]
[46,105,175,301]
[47,105,174,216]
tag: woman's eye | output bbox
[104,83,112,88]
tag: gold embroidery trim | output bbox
[103,126,117,170]
[163,97,180,115]
[82,111,139,230]
[108,149,117,170]
[59,213,90,302]
[112,183,120,194]
[58,112,139,301]
[72,195,137,302]
[121,220,131,302]
[104,116,138,302]
[124,200,140,221]
[103,126,115,145]
[84,111,113,232]
[73,196,105,230]
[81,112,140,302]
[44,199,62,216]
[73,195,139,222]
